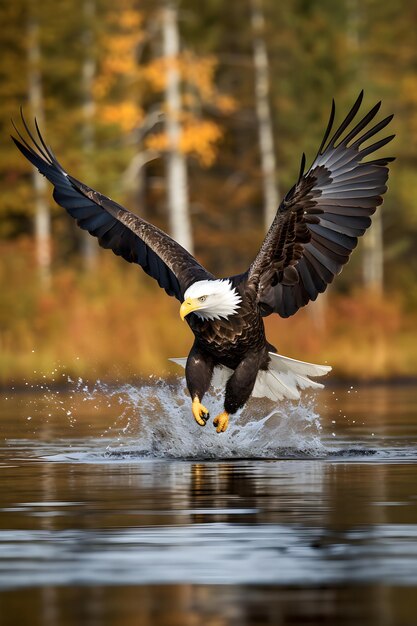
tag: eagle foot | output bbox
[213,411,229,433]
[192,397,210,427]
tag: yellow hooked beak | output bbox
[180,297,200,321]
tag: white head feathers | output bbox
[184,279,242,321]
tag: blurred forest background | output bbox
[1,0,417,385]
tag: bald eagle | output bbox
[13,92,394,433]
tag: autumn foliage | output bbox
[1,0,417,384]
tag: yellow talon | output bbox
[213,411,229,433]
[192,397,209,427]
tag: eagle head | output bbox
[180,279,242,322]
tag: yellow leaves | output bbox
[118,10,143,30]
[180,120,222,166]
[143,53,236,112]
[215,94,237,114]
[143,54,217,96]
[182,53,217,100]
[93,4,233,163]
[100,102,144,132]
[95,7,143,78]
[94,5,144,128]
[103,52,137,77]
[146,120,223,167]
[142,58,170,92]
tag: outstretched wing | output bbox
[12,114,212,300]
[247,92,395,317]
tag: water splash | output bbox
[9,375,414,463]
[57,377,328,461]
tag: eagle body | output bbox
[13,92,395,432]
[187,283,269,369]
[185,282,274,416]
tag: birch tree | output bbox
[27,11,51,286]
[81,0,98,270]
[347,0,384,294]
[161,1,193,253]
[250,0,279,231]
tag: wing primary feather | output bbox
[298,153,306,182]
[20,109,51,163]
[369,156,396,166]
[350,114,394,149]
[328,90,364,147]
[34,118,62,169]
[315,98,336,157]
[359,134,395,158]
[341,101,381,146]
[11,119,38,156]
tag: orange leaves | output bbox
[100,102,144,132]
[117,9,143,30]
[180,120,223,166]
[94,4,145,130]
[143,55,216,95]
[215,94,237,115]
[181,53,217,101]
[146,119,223,166]
[141,51,234,165]
[142,58,169,92]
[93,3,235,165]
[143,52,236,112]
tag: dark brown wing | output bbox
[247,92,395,317]
[12,114,212,300]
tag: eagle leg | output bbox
[213,411,229,433]
[186,343,214,428]
[219,352,261,432]
[192,397,210,427]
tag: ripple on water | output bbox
[1,523,417,588]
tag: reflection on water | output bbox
[0,382,417,625]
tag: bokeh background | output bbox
[1,0,416,385]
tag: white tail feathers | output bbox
[169,358,188,368]
[169,352,331,402]
[252,353,331,401]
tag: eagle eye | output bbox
[198,295,207,302]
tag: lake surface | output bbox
[0,379,417,625]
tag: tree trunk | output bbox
[27,13,51,287]
[81,0,98,270]
[363,213,384,294]
[250,0,279,231]
[161,1,193,253]
[347,0,384,294]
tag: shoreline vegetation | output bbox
[1,240,416,387]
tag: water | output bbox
[0,379,417,625]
